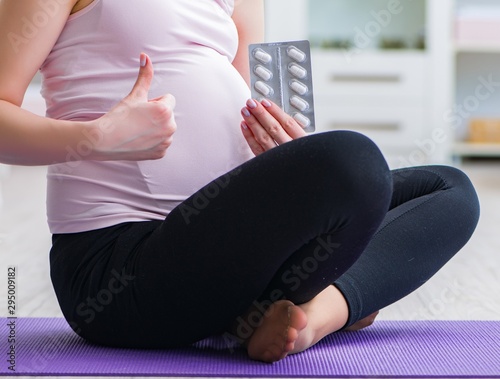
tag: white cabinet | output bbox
[311,51,427,151]
[451,0,500,159]
[264,0,454,168]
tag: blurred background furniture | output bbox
[265,0,500,167]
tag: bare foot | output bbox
[290,288,380,354]
[246,300,307,363]
[291,285,350,354]
[244,287,378,362]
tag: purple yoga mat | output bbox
[1,318,499,377]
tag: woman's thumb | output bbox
[127,53,154,101]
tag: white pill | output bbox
[288,63,307,79]
[290,96,309,112]
[255,81,274,97]
[254,65,273,81]
[287,46,307,62]
[254,49,272,64]
[293,113,311,128]
[289,80,308,95]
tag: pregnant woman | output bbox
[0,0,479,363]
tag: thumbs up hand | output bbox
[88,53,177,161]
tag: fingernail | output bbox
[241,121,248,130]
[246,99,257,109]
[140,54,146,67]
[241,108,251,117]
[261,99,272,108]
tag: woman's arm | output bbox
[0,1,176,165]
[232,1,305,156]
[231,0,265,86]
[0,0,81,165]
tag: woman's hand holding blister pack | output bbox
[241,98,306,156]
[241,41,314,156]
[89,53,177,161]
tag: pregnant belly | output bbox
[137,52,254,200]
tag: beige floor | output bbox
[0,159,499,379]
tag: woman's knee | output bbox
[320,131,392,205]
[429,165,480,224]
[398,165,480,235]
[296,131,393,220]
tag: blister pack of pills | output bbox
[249,40,315,133]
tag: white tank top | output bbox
[41,0,253,233]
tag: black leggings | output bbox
[49,131,480,349]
